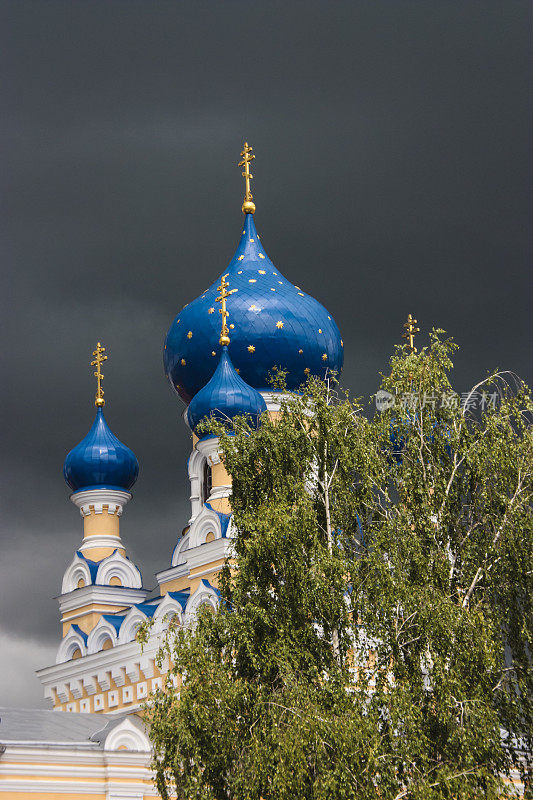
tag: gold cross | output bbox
[90,342,107,407]
[215,274,238,346]
[238,141,256,214]
[402,314,420,354]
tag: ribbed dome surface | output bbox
[164,213,343,403]
[186,346,267,433]
[63,408,139,493]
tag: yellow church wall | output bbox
[158,558,225,596]
[211,460,230,487]
[78,545,126,560]
[207,496,231,514]
[83,509,120,537]
[61,603,129,635]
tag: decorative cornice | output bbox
[58,584,148,615]
[78,533,123,553]
[70,488,132,517]
[155,562,189,586]
[260,391,293,412]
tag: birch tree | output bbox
[144,331,532,800]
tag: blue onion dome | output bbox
[186,346,267,433]
[164,213,344,403]
[63,407,139,493]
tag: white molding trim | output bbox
[209,483,231,500]
[187,448,204,523]
[70,488,132,517]
[156,561,188,587]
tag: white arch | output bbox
[86,617,119,655]
[185,579,219,622]
[152,594,183,634]
[61,553,93,594]
[187,504,222,550]
[171,533,190,567]
[102,716,151,752]
[95,550,142,589]
[118,605,148,645]
[56,626,87,664]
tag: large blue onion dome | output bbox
[63,408,139,494]
[164,212,344,403]
[186,346,267,434]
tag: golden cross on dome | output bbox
[91,342,107,407]
[216,274,238,346]
[402,313,420,354]
[239,141,256,214]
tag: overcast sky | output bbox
[1,1,531,707]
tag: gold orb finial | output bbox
[402,314,420,354]
[215,274,238,346]
[239,141,256,214]
[90,342,108,407]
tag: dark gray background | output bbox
[1,1,531,705]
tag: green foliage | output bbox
[144,331,533,799]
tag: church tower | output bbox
[38,143,344,713]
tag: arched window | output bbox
[201,460,212,504]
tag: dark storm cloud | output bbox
[1,0,531,705]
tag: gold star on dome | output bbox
[341,340,344,347]
[249,278,256,283]
[298,349,303,354]
[230,324,235,329]
[258,269,266,274]
[187,331,193,339]
[181,358,186,366]
[270,288,276,292]
[276,321,284,329]
[238,255,245,261]
[318,329,322,333]
[322,353,328,361]
[235,368,240,374]
[249,238,255,242]
[212,351,216,356]
[248,345,255,353]
[295,286,301,290]
[258,253,265,259]
[298,292,304,296]
[208,307,215,314]
[238,270,243,274]
[304,367,310,374]
[249,304,258,311]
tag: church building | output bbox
[0,144,344,799]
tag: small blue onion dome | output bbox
[63,408,139,493]
[186,346,267,433]
[164,213,344,403]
